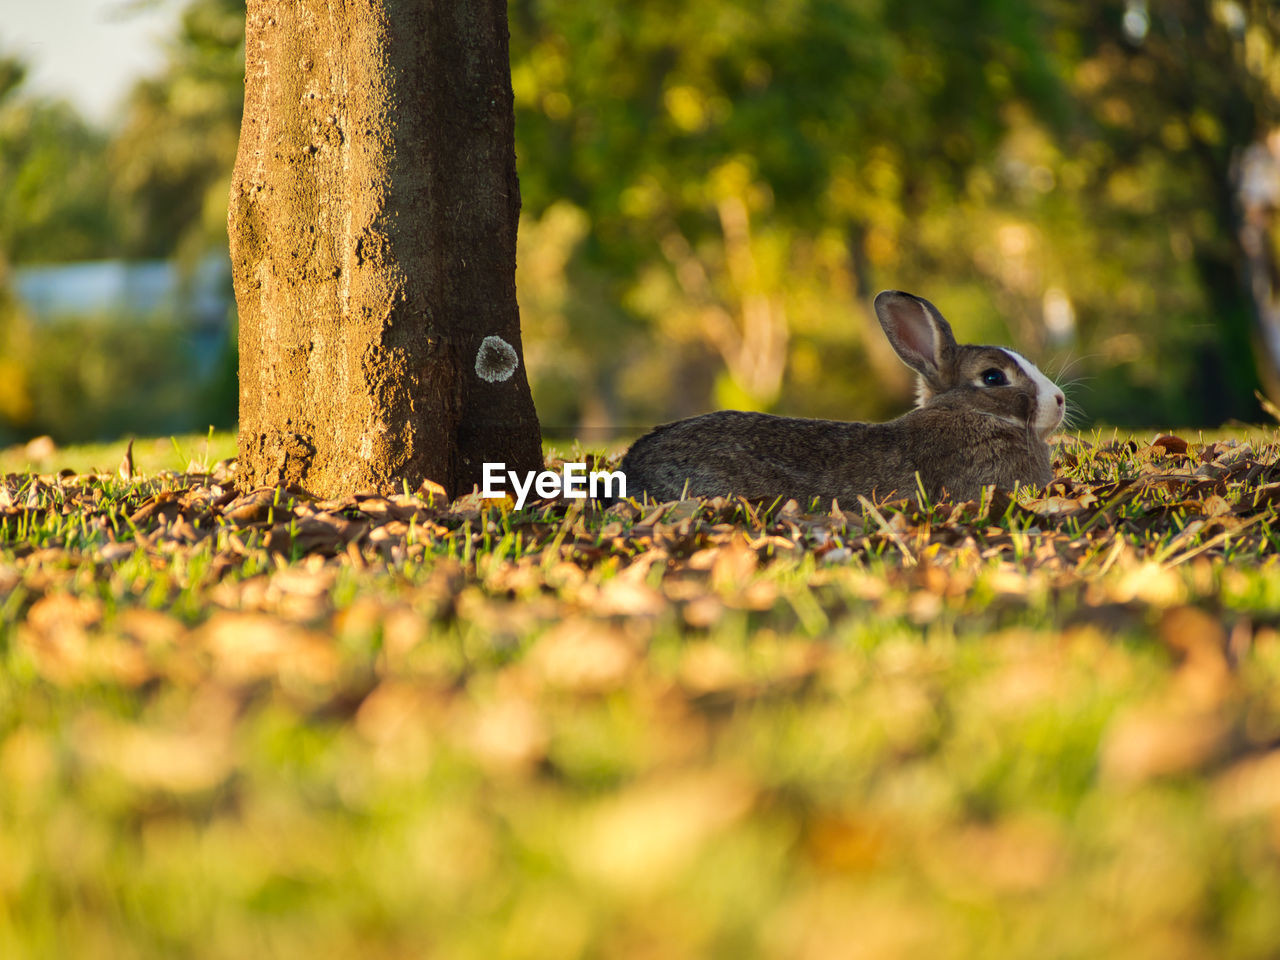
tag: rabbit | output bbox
[620,290,1065,506]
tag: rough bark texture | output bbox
[229,0,542,499]
[1239,132,1280,402]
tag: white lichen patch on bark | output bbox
[476,335,519,382]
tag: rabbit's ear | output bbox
[874,291,958,380]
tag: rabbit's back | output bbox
[620,411,888,504]
[620,407,1051,505]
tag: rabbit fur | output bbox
[620,290,1064,506]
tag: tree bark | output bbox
[1238,131,1280,403]
[228,0,542,499]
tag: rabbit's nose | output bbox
[1055,393,1064,408]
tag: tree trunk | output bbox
[228,0,542,499]
[1239,131,1280,403]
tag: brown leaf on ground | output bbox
[1211,749,1280,821]
[112,607,186,649]
[457,692,548,775]
[711,536,759,593]
[355,680,443,746]
[417,477,448,502]
[526,619,639,693]
[681,594,725,629]
[590,563,666,617]
[570,772,754,892]
[223,488,278,525]
[925,817,1064,894]
[199,611,339,689]
[74,686,238,795]
[1100,705,1231,784]
[678,641,746,695]
[129,491,181,527]
[15,593,121,685]
[1152,434,1190,455]
[1159,606,1232,706]
[118,439,134,481]
[1022,494,1094,519]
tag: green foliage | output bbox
[0,311,231,445]
[508,0,1280,431]
[108,0,244,261]
[0,2,244,445]
[0,302,237,447]
[0,0,244,267]
[0,56,116,264]
[511,0,1058,425]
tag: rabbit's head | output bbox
[874,290,1065,439]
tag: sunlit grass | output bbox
[0,429,237,476]
[1,427,1280,959]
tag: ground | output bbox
[2,428,1280,959]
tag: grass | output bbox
[0,429,238,476]
[2,427,1280,958]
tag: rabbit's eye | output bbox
[981,368,1008,386]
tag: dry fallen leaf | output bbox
[678,641,746,695]
[222,488,277,525]
[711,536,758,594]
[526,619,638,693]
[1152,434,1190,456]
[418,477,448,502]
[200,612,339,688]
[1211,749,1280,821]
[591,565,666,617]
[1100,705,1230,784]
[457,694,547,775]
[118,438,134,481]
[1158,606,1232,707]
[570,773,754,892]
[74,686,238,794]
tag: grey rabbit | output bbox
[620,290,1065,505]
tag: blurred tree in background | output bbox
[0,57,117,265]
[0,0,1278,443]
[510,0,1280,432]
[510,0,1068,431]
[1044,0,1280,424]
[0,55,118,440]
[109,0,245,263]
[0,0,243,445]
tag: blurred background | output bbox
[1,0,1279,447]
